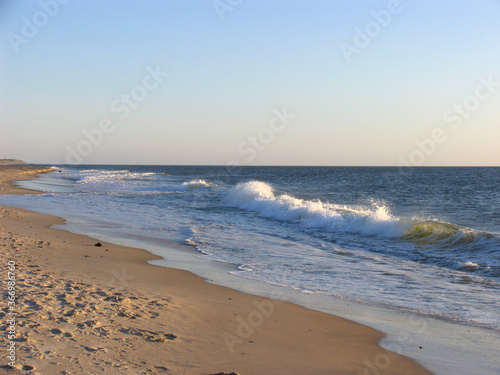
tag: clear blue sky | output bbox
[1,0,499,166]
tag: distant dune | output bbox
[0,159,26,164]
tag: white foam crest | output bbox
[222,181,275,206]
[79,170,156,184]
[223,181,405,237]
[461,261,480,269]
[133,179,216,194]
[180,179,216,191]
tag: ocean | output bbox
[2,165,500,372]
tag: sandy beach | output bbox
[0,165,432,374]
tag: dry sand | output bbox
[0,165,432,374]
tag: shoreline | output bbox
[1,165,432,374]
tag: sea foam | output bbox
[223,181,405,237]
[222,181,500,252]
[180,179,215,190]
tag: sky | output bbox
[1,0,499,166]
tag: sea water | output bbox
[1,165,499,373]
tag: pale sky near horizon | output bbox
[1,0,499,166]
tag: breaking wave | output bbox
[180,179,216,191]
[223,181,500,251]
[223,181,403,237]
